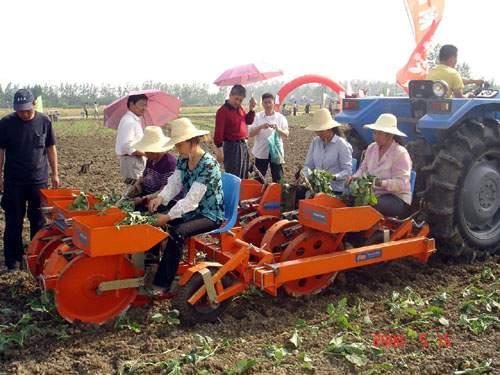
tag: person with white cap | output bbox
[129,126,177,210]
[148,118,225,293]
[304,108,353,194]
[349,113,412,218]
[0,89,59,271]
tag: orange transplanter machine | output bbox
[29,187,435,325]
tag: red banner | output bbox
[397,0,445,90]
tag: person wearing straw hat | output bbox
[128,126,177,211]
[349,113,412,218]
[304,108,353,194]
[148,118,225,293]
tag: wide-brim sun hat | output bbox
[131,126,173,152]
[164,117,210,149]
[364,113,407,137]
[305,108,342,131]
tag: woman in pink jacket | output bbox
[350,113,412,218]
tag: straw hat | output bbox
[305,108,341,131]
[164,117,209,149]
[364,113,407,137]
[131,126,173,153]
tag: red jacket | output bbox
[214,101,255,147]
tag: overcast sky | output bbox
[1,0,498,88]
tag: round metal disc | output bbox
[55,254,138,324]
[280,230,340,297]
[241,216,280,246]
[260,220,304,253]
[25,227,61,277]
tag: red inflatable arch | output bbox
[275,74,345,111]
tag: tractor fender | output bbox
[419,100,500,131]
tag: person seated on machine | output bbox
[348,113,412,218]
[304,108,353,194]
[427,44,484,98]
[128,126,177,212]
[148,118,225,294]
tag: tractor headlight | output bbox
[432,80,449,98]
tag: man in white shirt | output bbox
[248,93,289,182]
[115,94,148,184]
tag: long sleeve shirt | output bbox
[158,170,207,220]
[157,153,225,223]
[304,135,353,193]
[115,111,144,156]
[353,141,412,205]
[214,101,255,148]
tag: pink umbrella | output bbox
[214,63,283,86]
[104,89,181,129]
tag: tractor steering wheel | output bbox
[467,82,491,98]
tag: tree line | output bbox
[0,80,406,109]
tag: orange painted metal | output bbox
[40,243,75,290]
[254,237,436,291]
[257,183,282,217]
[25,226,62,277]
[33,238,65,278]
[71,211,167,257]
[40,188,85,206]
[260,220,304,253]
[299,195,384,233]
[241,215,280,246]
[239,179,264,201]
[279,230,341,297]
[55,254,138,324]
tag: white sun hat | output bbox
[364,113,407,137]
[131,126,173,153]
[164,117,210,149]
[305,108,342,131]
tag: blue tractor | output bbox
[336,80,500,258]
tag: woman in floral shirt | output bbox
[148,118,224,293]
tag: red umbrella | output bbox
[214,63,283,86]
[104,89,181,129]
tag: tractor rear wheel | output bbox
[424,118,500,257]
[173,268,232,326]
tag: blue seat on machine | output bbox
[410,170,416,194]
[351,158,358,174]
[210,173,241,234]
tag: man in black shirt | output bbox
[0,89,60,271]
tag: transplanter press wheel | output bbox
[260,219,304,253]
[55,254,138,324]
[25,226,62,277]
[241,215,280,246]
[280,230,341,297]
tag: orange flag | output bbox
[396,0,445,91]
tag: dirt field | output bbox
[0,117,498,375]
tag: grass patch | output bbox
[53,119,115,137]
[191,116,215,130]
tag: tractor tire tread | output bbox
[424,119,500,257]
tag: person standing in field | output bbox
[115,94,148,185]
[248,93,289,183]
[214,84,256,179]
[83,103,89,118]
[0,89,60,272]
[93,101,99,119]
[293,101,298,116]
